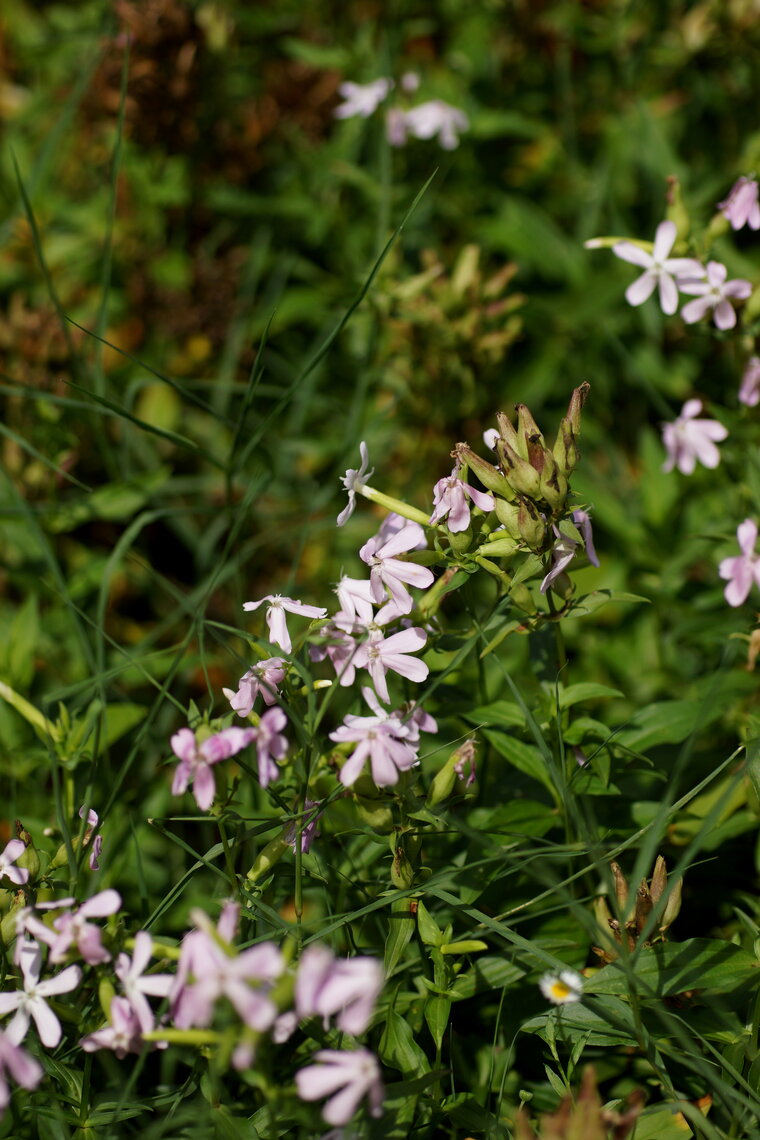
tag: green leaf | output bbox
[482,729,555,795]
[424,993,451,1051]
[416,899,443,947]
[589,938,759,997]
[465,700,524,728]
[746,737,760,800]
[557,683,624,708]
[384,896,416,975]
[449,955,525,1000]
[615,700,719,752]
[632,1108,694,1139]
[522,996,639,1047]
[379,1010,430,1077]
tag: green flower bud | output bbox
[454,443,513,499]
[447,526,474,555]
[494,497,521,537]
[515,403,545,449]
[495,410,528,460]
[517,497,547,551]
[246,833,291,883]
[14,822,40,882]
[391,846,414,889]
[496,438,542,499]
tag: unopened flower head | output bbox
[661,399,728,475]
[539,968,583,1005]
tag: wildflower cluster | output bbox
[333,74,469,150]
[587,176,760,610]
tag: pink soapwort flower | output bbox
[718,176,760,231]
[253,706,288,788]
[386,106,408,146]
[398,700,438,744]
[47,889,122,965]
[337,441,373,526]
[170,918,284,1033]
[311,621,363,687]
[80,996,143,1059]
[330,688,419,787]
[13,899,75,966]
[661,399,728,475]
[402,99,469,149]
[0,1031,43,1111]
[223,657,286,716]
[335,576,377,625]
[114,932,173,1033]
[612,221,704,315]
[296,1048,384,1127]
[285,800,323,854]
[0,840,29,887]
[359,524,434,614]
[78,806,102,871]
[171,725,255,811]
[679,260,752,330]
[0,942,81,1048]
[352,626,429,704]
[376,512,428,548]
[334,79,392,119]
[429,464,495,533]
[295,946,384,1036]
[739,356,760,407]
[243,595,327,654]
[719,519,760,607]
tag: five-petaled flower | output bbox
[359,522,434,614]
[679,260,752,330]
[612,220,703,315]
[352,627,429,704]
[244,595,327,654]
[330,688,420,787]
[429,465,495,533]
[539,969,584,1005]
[296,1048,384,1127]
[718,176,760,231]
[0,941,81,1048]
[661,399,728,475]
[171,725,256,811]
[295,945,384,1036]
[223,657,286,716]
[719,519,760,607]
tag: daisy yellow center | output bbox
[549,980,572,1001]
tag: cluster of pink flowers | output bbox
[333,74,469,150]
[0,889,386,1128]
[610,219,752,329]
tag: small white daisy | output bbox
[539,969,584,1005]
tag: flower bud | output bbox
[14,821,40,882]
[454,443,513,499]
[447,526,474,555]
[515,403,544,449]
[391,846,414,889]
[495,410,527,460]
[246,833,291,883]
[660,874,682,933]
[517,497,547,551]
[493,498,521,537]
[99,977,116,1020]
[552,383,590,477]
[496,438,542,499]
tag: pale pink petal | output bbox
[681,296,713,324]
[652,219,676,261]
[625,271,657,306]
[612,241,652,268]
[713,301,737,330]
[658,273,678,315]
